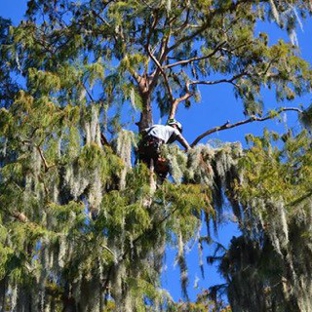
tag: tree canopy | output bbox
[1,1,312,311]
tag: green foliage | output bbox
[219,129,312,311]
[241,129,312,207]
[28,68,61,94]
[0,0,312,311]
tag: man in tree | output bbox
[2,1,312,310]
[138,119,191,180]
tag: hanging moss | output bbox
[217,130,312,312]
[116,129,136,168]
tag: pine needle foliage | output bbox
[1,0,312,311]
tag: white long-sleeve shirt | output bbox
[145,125,190,150]
[146,125,180,143]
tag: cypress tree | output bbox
[1,1,312,311]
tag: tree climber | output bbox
[138,119,191,180]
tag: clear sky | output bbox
[1,0,312,303]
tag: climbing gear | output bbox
[139,135,163,155]
[138,134,163,164]
[167,119,183,133]
[137,134,170,180]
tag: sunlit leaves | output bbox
[28,68,61,94]
[1,0,312,310]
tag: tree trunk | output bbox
[137,87,153,133]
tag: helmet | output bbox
[167,119,183,133]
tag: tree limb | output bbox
[189,72,248,88]
[37,146,51,172]
[144,11,167,95]
[191,107,303,147]
[169,91,193,120]
[146,15,173,98]
[164,41,227,69]
[147,45,174,102]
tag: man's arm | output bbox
[176,133,191,151]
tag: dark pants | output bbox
[138,136,169,179]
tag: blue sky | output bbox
[1,0,312,303]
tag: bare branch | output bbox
[36,146,54,172]
[145,11,168,94]
[147,46,174,102]
[190,72,248,87]
[81,81,97,102]
[101,243,117,260]
[37,146,49,171]
[260,56,279,77]
[164,41,227,69]
[145,11,160,57]
[191,107,303,147]
[147,15,174,96]
[90,9,110,27]
[290,189,312,207]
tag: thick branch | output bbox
[169,92,193,120]
[145,10,160,73]
[191,107,303,147]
